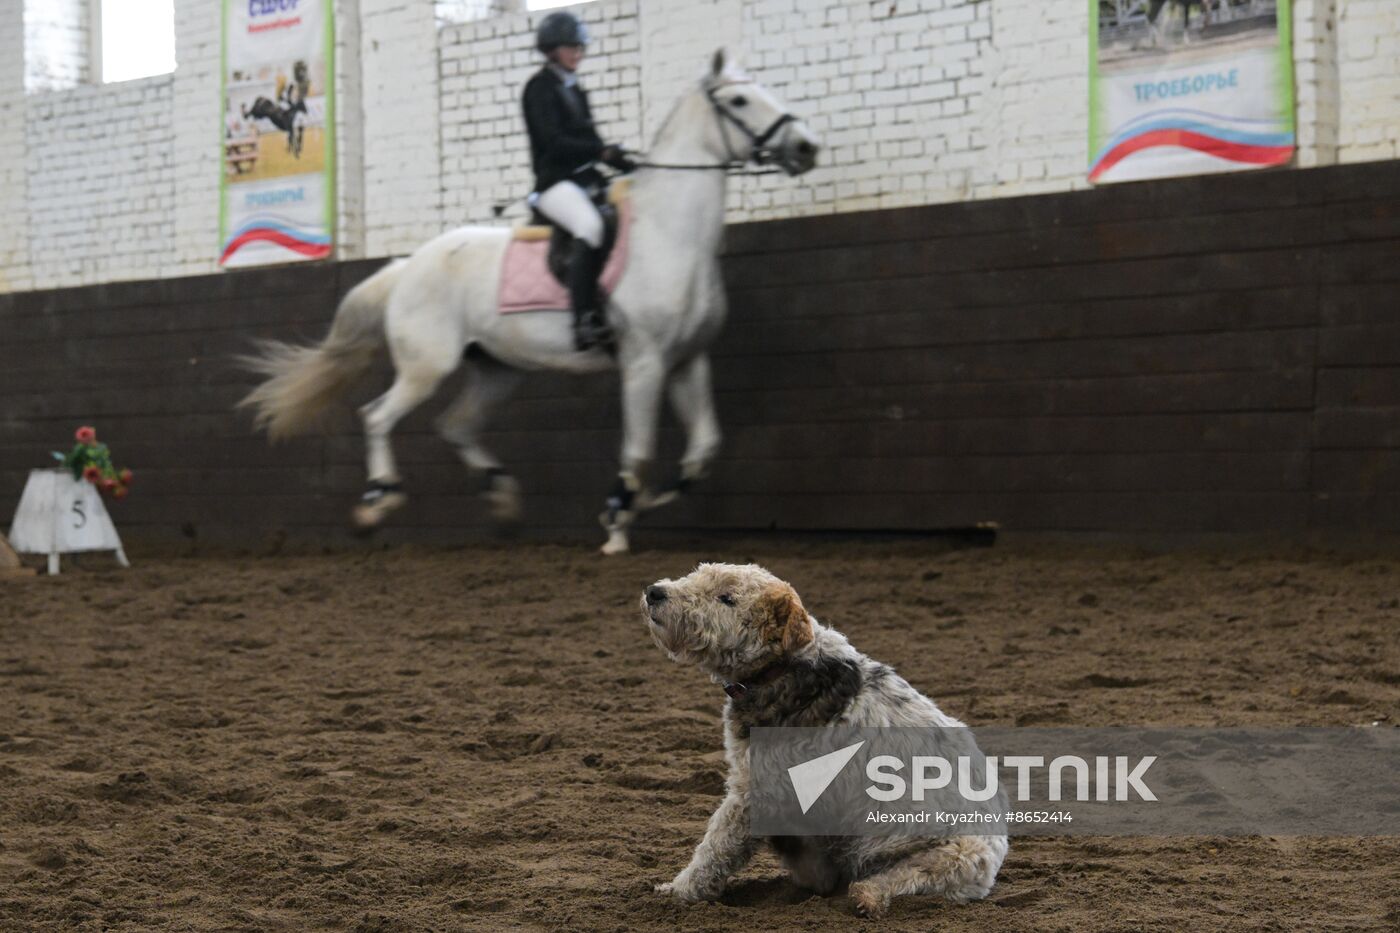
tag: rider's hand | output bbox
[601,145,639,173]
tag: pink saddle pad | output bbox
[498,202,631,315]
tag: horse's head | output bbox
[701,49,820,176]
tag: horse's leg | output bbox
[1147,0,1168,46]
[353,363,447,530]
[434,354,525,523]
[600,356,667,555]
[639,353,720,512]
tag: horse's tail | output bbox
[238,259,405,440]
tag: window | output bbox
[528,0,598,10]
[436,1,597,28]
[97,0,176,84]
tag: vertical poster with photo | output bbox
[1090,1,1295,183]
[221,0,334,267]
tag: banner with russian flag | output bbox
[1090,0,1294,184]
[220,0,335,267]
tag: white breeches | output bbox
[532,181,605,248]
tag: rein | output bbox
[633,160,782,175]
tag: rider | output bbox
[522,11,637,351]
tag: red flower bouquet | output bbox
[55,425,133,500]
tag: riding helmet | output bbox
[536,11,589,53]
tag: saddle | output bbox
[500,180,632,315]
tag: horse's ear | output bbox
[710,48,726,78]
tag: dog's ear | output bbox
[760,583,812,653]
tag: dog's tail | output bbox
[238,259,405,440]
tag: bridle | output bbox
[635,79,800,174]
[706,79,799,168]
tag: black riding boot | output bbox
[568,239,612,351]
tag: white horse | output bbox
[241,50,819,554]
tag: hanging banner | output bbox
[1089,1,1294,184]
[220,0,334,267]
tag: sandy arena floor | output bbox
[2,537,1398,931]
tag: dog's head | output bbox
[641,562,813,680]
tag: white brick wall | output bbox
[976,0,1089,198]
[171,0,222,278]
[23,0,91,93]
[24,77,177,288]
[1337,0,1400,162]
[638,0,743,144]
[361,0,445,255]
[2,0,1399,292]
[0,3,32,292]
[730,0,998,218]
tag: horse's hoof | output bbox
[600,528,631,556]
[634,488,679,512]
[484,474,523,523]
[352,490,406,530]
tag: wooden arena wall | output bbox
[2,159,1398,544]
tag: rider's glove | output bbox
[600,145,639,173]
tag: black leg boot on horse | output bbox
[568,238,613,352]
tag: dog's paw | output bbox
[655,880,696,900]
[656,876,708,901]
[849,881,889,920]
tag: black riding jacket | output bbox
[522,66,606,193]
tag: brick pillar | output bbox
[1293,0,1341,167]
[0,2,31,292]
[171,0,223,276]
[360,0,443,256]
[337,0,367,259]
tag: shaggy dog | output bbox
[643,562,1006,919]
